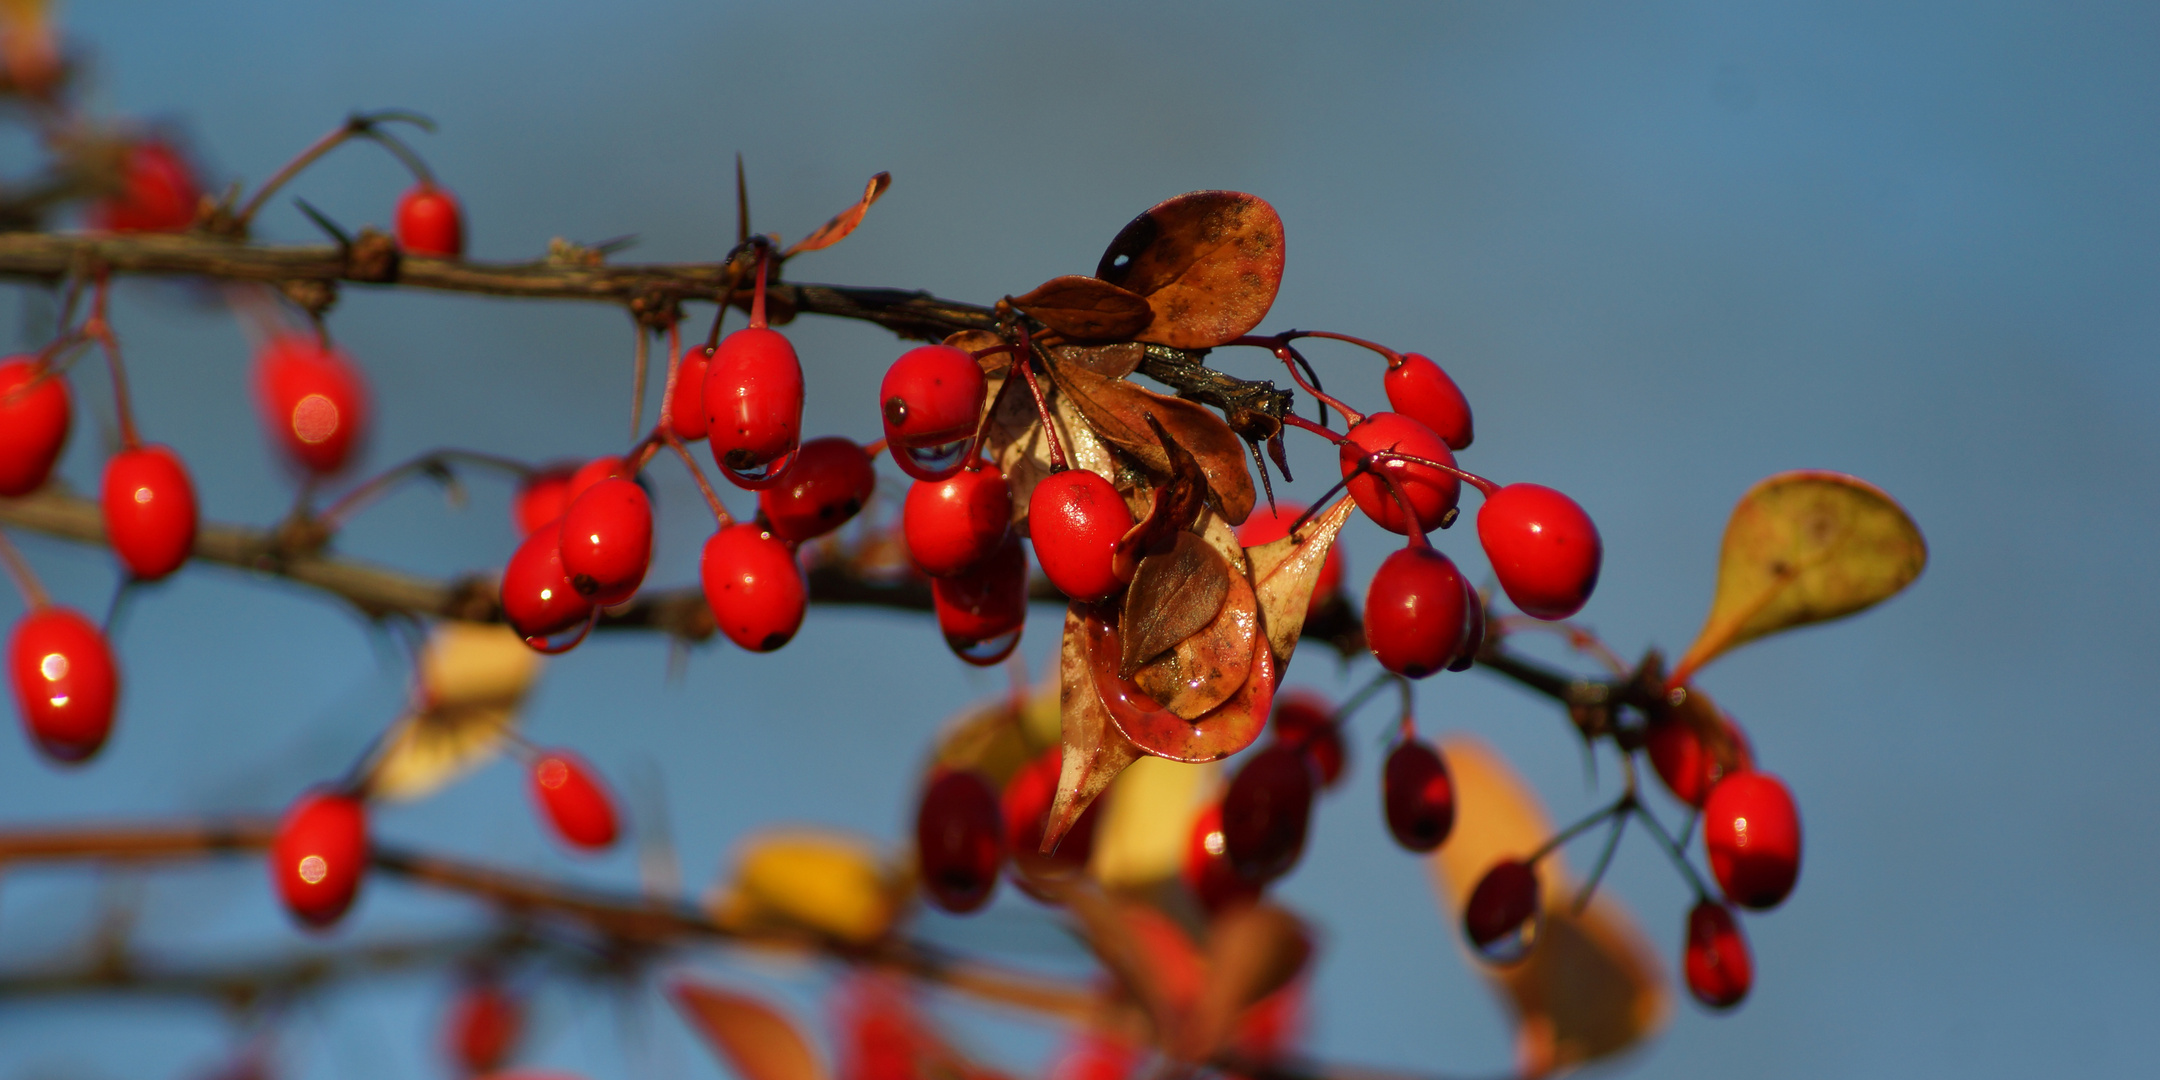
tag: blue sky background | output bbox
[2,2,2157,1078]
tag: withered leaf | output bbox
[1063,888,1197,1046]
[1183,903,1311,1061]
[1051,341,1146,380]
[1049,360,1255,525]
[366,622,540,802]
[1082,597,1273,762]
[782,172,892,257]
[1013,275,1155,342]
[1120,532,1232,676]
[708,830,902,946]
[1130,556,1258,720]
[1095,191,1285,350]
[1429,737,1667,1077]
[671,981,832,1080]
[1046,606,1146,852]
[1111,413,1213,581]
[1246,495,1357,666]
[1671,470,1926,685]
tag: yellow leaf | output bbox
[1090,755,1219,889]
[670,980,831,1080]
[1671,470,1925,686]
[709,830,901,947]
[367,622,541,802]
[1429,737,1667,1078]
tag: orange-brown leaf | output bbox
[1246,495,1357,666]
[1095,191,1285,350]
[671,981,832,1080]
[1128,559,1258,720]
[1082,596,1272,762]
[1183,902,1311,1060]
[783,172,893,257]
[1013,276,1154,342]
[1050,342,1146,380]
[1046,606,1146,851]
[1120,532,1232,676]
[1049,360,1255,525]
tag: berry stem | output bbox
[1367,451,1500,498]
[1570,813,1628,914]
[1276,329,1405,368]
[1281,412,1346,445]
[662,430,733,528]
[83,276,140,450]
[0,527,51,609]
[1013,327,1067,470]
[1527,793,1630,865]
[628,317,650,440]
[1256,337,1365,427]
[656,321,682,439]
[1631,779,1715,902]
[963,353,1023,470]
[1492,616,1631,678]
[1376,470,1431,549]
[314,450,537,533]
[235,110,438,228]
[748,246,770,330]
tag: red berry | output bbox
[395,183,465,258]
[1339,413,1460,536]
[446,981,522,1074]
[1702,771,1802,910]
[1476,483,1601,620]
[1234,503,1345,614]
[100,444,198,581]
[0,357,70,496]
[903,464,1012,578]
[559,478,652,606]
[8,606,119,763]
[880,345,986,482]
[931,532,1027,666]
[91,139,200,232]
[916,769,1003,914]
[704,326,803,489]
[1182,801,1261,914]
[530,750,620,850]
[1001,745,1099,895]
[1221,743,1315,883]
[1027,469,1132,603]
[269,790,368,928]
[500,518,595,644]
[699,523,806,652]
[1684,900,1753,1010]
[566,456,627,504]
[758,436,875,542]
[667,345,711,440]
[1645,710,1753,808]
[1383,353,1473,451]
[511,464,576,536]
[1362,545,1471,678]
[1448,577,1486,672]
[1463,859,1540,964]
[1381,739,1455,852]
[1270,690,1344,788]
[253,334,370,476]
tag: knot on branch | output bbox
[278,278,338,319]
[628,287,683,331]
[346,227,400,282]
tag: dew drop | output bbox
[718,444,800,490]
[902,438,971,480]
[1471,915,1539,965]
[946,627,1022,667]
[523,610,598,655]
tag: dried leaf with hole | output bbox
[1045,606,1146,852]
[1048,359,1255,525]
[1429,737,1667,1078]
[708,830,902,946]
[367,622,541,801]
[1013,276,1154,342]
[1183,903,1312,1061]
[671,981,831,1080]
[1095,191,1286,350]
[783,172,892,257]
[1670,470,1926,685]
[1246,495,1358,667]
[1120,533,1232,676]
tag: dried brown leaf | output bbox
[671,981,832,1080]
[783,172,892,257]
[1120,533,1232,676]
[1081,589,1272,762]
[1246,496,1358,667]
[1013,276,1154,342]
[1095,191,1285,350]
[1111,413,1213,581]
[1183,903,1312,1061]
[1045,606,1146,851]
[1049,360,1255,525]
[1063,888,1197,1045]
[1129,560,1258,720]
[1050,341,1146,380]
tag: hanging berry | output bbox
[559,477,653,606]
[903,464,1012,578]
[100,444,198,581]
[930,532,1027,666]
[500,519,595,647]
[7,606,119,763]
[880,344,986,482]
[1339,413,1460,535]
[699,523,806,652]
[1027,469,1132,603]
[916,769,1003,914]
[757,437,875,542]
[529,750,620,850]
[1221,743,1316,884]
[395,183,466,257]
[1683,900,1753,1009]
[1382,353,1473,451]
[253,334,370,476]
[1363,545,1472,678]
[0,356,70,496]
[269,790,369,928]
[705,326,804,489]
[1381,738,1454,852]
[1462,859,1540,965]
[1702,771,1802,910]
[91,138,202,233]
[1476,483,1601,620]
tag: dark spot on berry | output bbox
[884,396,909,427]
[571,573,599,597]
[757,632,789,652]
[724,447,759,469]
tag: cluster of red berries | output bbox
[914,745,1101,913]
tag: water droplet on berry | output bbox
[900,437,971,480]
[946,627,1023,666]
[1463,859,1541,965]
[717,443,800,489]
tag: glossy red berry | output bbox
[1270,690,1344,789]
[1382,739,1455,852]
[1702,770,1802,910]
[91,139,200,232]
[530,750,620,850]
[1339,413,1460,536]
[1684,900,1753,1009]
[1001,745,1100,894]
[500,518,595,645]
[1182,802,1261,914]
[1221,743,1315,883]
[1027,469,1133,603]
[758,437,875,542]
[916,769,1004,914]
[903,464,1012,578]
[880,344,986,481]
[1477,483,1601,620]
[1363,545,1471,678]
[566,456,627,505]
[253,335,370,476]
[558,478,651,606]
[511,464,576,536]
[395,183,465,257]
[667,345,711,440]
[1447,578,1486,672]
[699,523,806,652]
[1463,859,1540,964]
[0,357,70,496]
[931,532,1027,666]
[269,790,368,928]
[446,981,522,1074]
[704,326,803,489]
[101,444,198,581]
[1645,710,1753,808]
[1234,503,1345,614]
[1383,353,1473,451]
[8,606,119,763]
